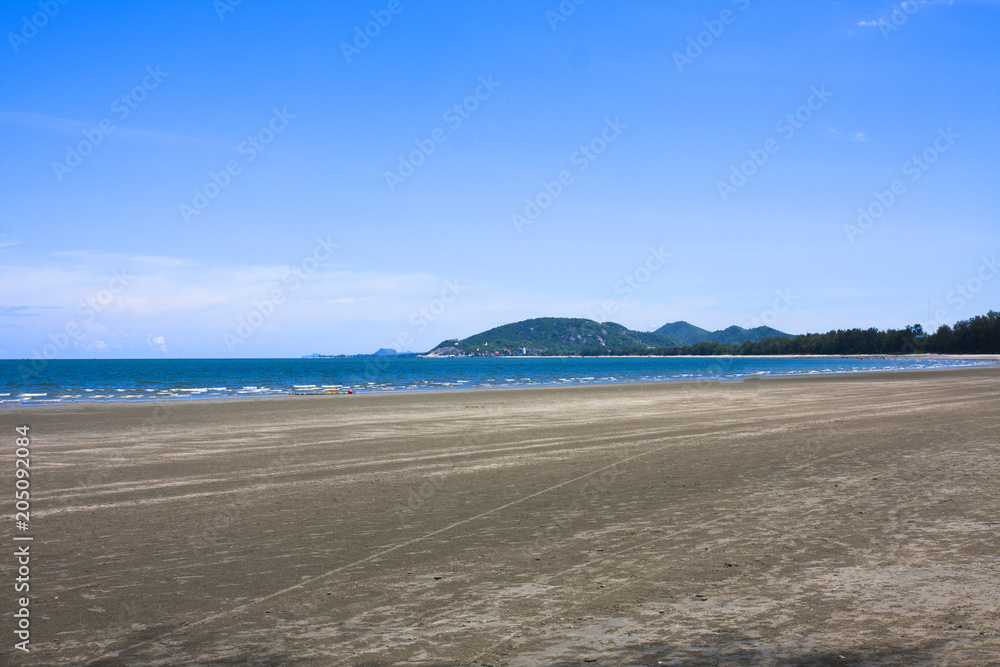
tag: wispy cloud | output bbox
[827,127,868,142]
[0,251,462,326]
[0,249,482,356]
[0,306,40,317]
[0,111,89,133]
[50,250,193,269]
[146,334,168,353]
[857,0,1000,29]
[0,110,221,147]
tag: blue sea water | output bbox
[0,356,994,406]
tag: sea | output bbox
[0,356,994,406]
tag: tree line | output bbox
[580,310,1000,356]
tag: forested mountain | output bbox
[425,317,792,356]
[423,311,999,356]
[655,321,794,345]
[425,318,681,356]
[601,311,1000,356]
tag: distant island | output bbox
[423,318,792,357]
[303,348,418,359]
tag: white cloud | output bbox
[828,128,868,142]
[857,0,999,30]
[146,334,167,353]
[0,252,444,317]
[0,251,477,356]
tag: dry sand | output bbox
[2,368,999,666]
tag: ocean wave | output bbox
[2,357,996,405]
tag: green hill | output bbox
[712,325,794,345]
[426,318,681,356]
[654,321,714,345]
[655,321,793,345]
[420,311,1000,357]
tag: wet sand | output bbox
[2,368,999,665]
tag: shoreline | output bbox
[5,353,1000,361]
[420,353,1000,359]
[4,363,999,412]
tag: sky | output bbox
[1,0,998,358]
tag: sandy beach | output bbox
[2,367,999,666]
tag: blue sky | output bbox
[1,0,998,358]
